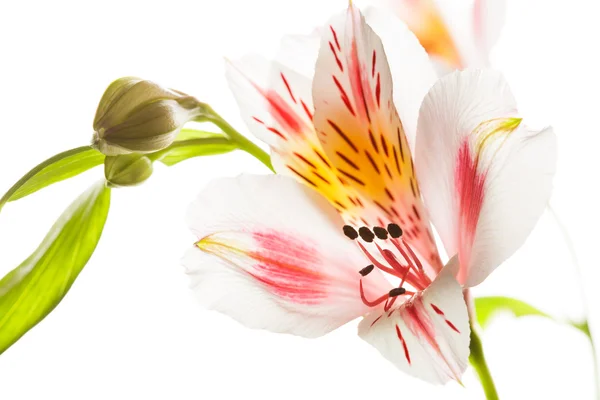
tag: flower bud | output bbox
[104,154,153,188]
[92,77,204,156]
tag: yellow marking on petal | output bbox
[474,117,522,157]
[196,236,243,255]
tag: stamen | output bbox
[391,239,421,275]
[358,226,375,242]
[384,296,395,312]
[359,264,374,276]
[357,242,404,278]
[359,279,389,307]
[387,223,403,238]
[400,238,424,273]
[343,225,359,240]
[376,245,408,274]
[373,226,388,240]
[375,244,427,290]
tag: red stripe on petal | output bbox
[329,42,344,72]
[395,324,411,364]
[333,75,356,117]
[280,73,297,104]
[330,25,341,51]
[432,303,461,333]
[267,126,287,140]
[445,320,461,334]
[431,303,445,315]
[371,50,376,78]
[375,73,381,108]
[301,100,313,121]
[370,315,383,327]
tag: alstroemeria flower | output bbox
[368,0,505,73]
[183,5,556,384]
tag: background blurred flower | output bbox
[368,0,506,74]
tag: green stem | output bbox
[147,137,234,162]
[196,106,274,172]
[465,290,500,400]
[548,204,600,400]
[469,320,500,400]
[0,146,92,213]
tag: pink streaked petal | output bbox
[225,55,314,146]
[185,174,389,337]
[358,259,470,384]
[416,69,557,286]
[197,229,328,305]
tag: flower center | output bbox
[343,223,432,312]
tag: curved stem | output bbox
[465,289,500,400]
[548,203,600,400]
[469,320,500,400]
[0,146,92,213]
[195,106,274,172]
[146,137,234,162]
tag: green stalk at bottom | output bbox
[465,289,500,400]
[469,319,500,400]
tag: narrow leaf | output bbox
[475,296,552,328]
[0,146,104,211]
[0,181,111,354]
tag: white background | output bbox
[0,0,598,398]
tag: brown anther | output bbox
[373,226,388,240]
[388,287,407,297]
[387,223,403,238]
[359,264,375,276]
[358,227,375,242]
[343,225,359,240]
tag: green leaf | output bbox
[475,296,552,328]
[476,295,593,340]
[0,181,111,354]
[152,130,236,166]
[0,146,104,211]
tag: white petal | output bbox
[311,4,443,271]
[358,258,470,384]
[185,174,389,338]
[415,69,557,286]
[362,6,437,149]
